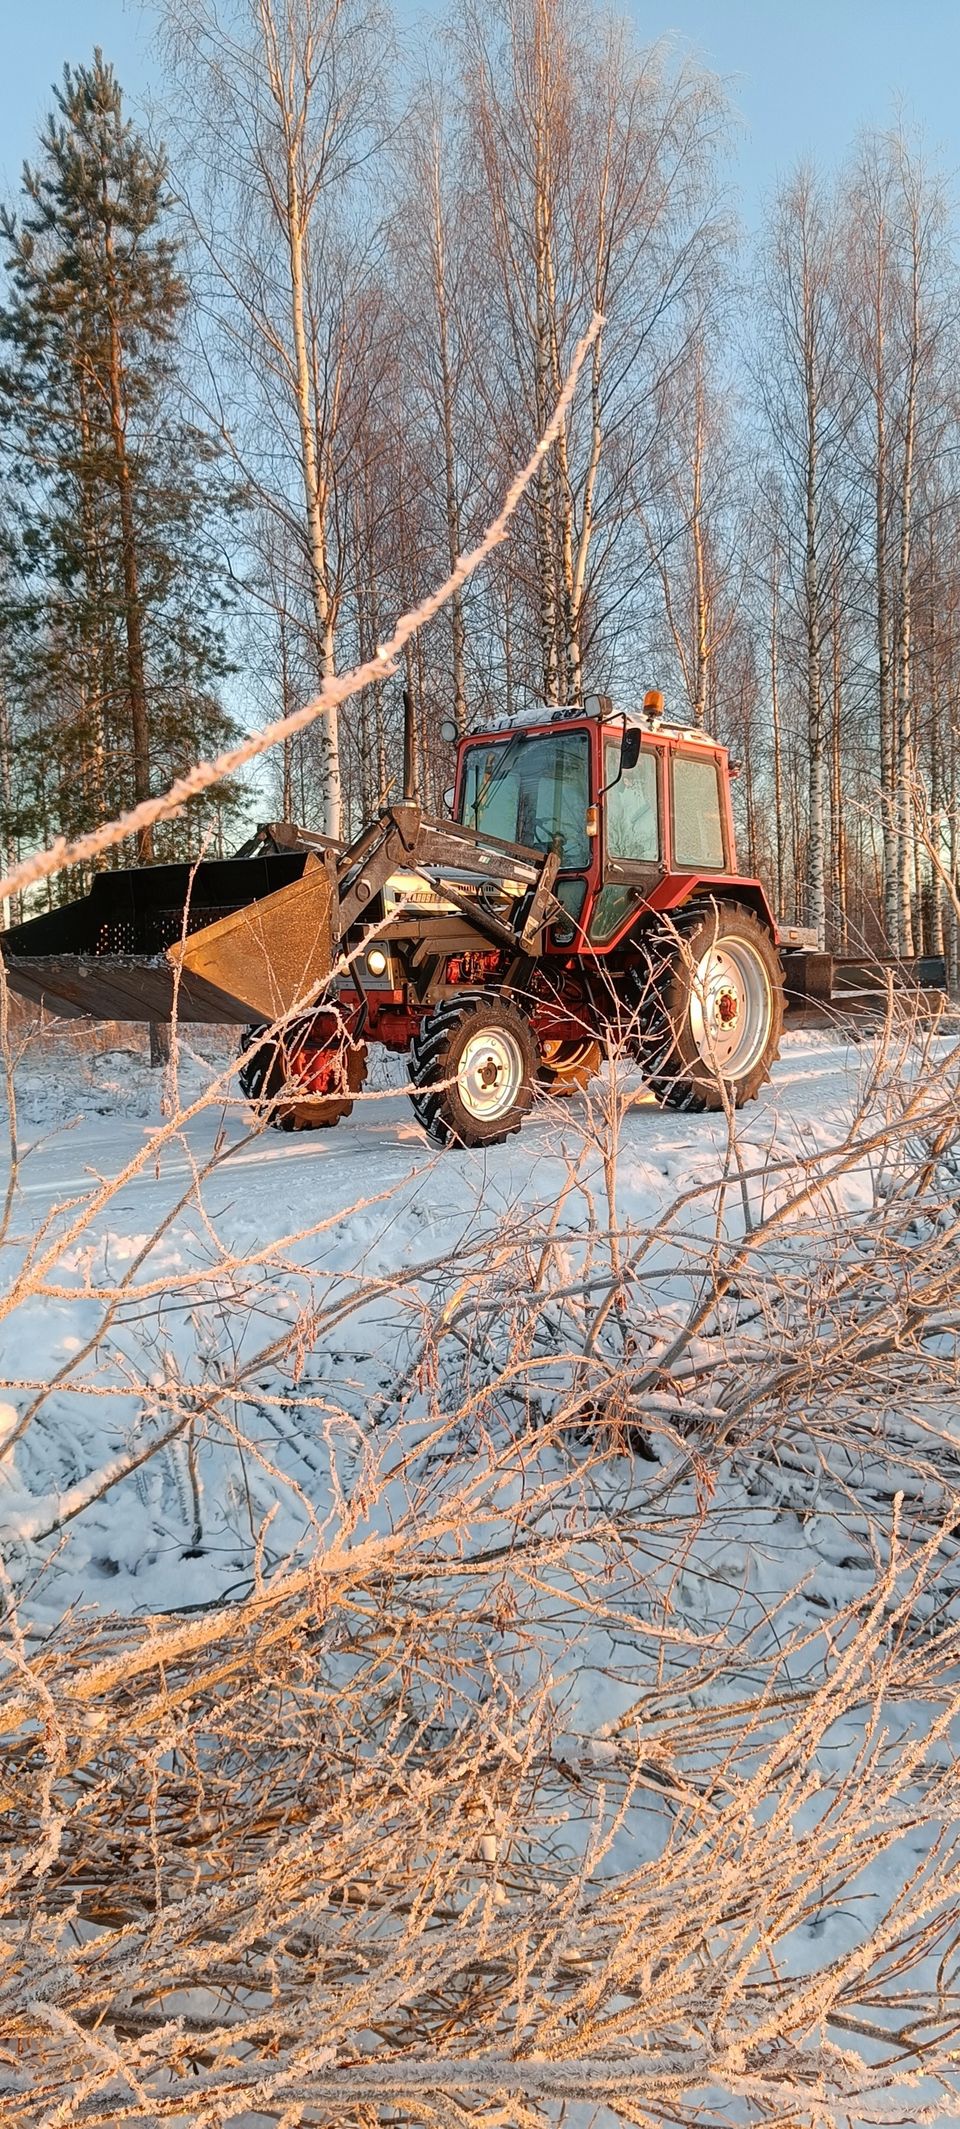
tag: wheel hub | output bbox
[689,938,772,1077]
[458,1028,525,1122]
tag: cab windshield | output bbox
[459,729,590,869]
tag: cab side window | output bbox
[604,742,659,862]
[672,755,725,869]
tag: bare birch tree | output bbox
[889,135,951,953]
[842,130,955,953]
[846,138,900,944]
[457,0,725,704]
[761,169,856,944]
[161,0,393,837]
[643,333,747,732]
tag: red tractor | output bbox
[2,689,794,1146]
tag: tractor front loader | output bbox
[2,690,944,1147]
[1,799,565,1140]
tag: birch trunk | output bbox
[285,176,341,835]
[691,355,710,728]
[948,706,959,995]
[543,230,578,701]
[503,569,515,722]
[788,738,804,920]
[534,179,560,700]
[895,271,919,957]
[530,3,561,703]
[260,0,341,836]
[428,140,468,735]
[280,610,294,824]
[857,172,900,947]
[874,296,898,947]
[0,680,15,929]
[770,556,785,918]
[804,300,826,947]
[830,584,847,951]
[742,694,757,873]
[928,538,944,955]
[556,130,609,704]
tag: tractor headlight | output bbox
[366,947,388,977]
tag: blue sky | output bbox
[2,1,959,221]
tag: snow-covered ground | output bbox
[2,1018,960,2124]
[0,1023,888,1619]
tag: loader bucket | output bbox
[167,853,335,1022]
[1,851,336,1025]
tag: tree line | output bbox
[0,0,958,980]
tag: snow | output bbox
[2,1016,960,2119]
[0,1021,945,1615]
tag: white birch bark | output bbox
[894,175,921,957]
[427,133,468,736]
[259,0,342,837]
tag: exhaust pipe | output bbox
[403,685,418,804]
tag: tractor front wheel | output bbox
[641,903,783,1112]
[410,996,538,1147]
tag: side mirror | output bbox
[439,717,458,744]
[599,718,643,802]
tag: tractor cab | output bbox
[450,692,749,957]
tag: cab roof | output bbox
[475,695,718,746]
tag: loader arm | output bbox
[1,804,559,1026]
[174,806,560,1018]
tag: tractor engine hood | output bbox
[383,866,526,918]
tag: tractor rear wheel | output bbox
[410,995,538,1148]
[639,902,783,1113]
[239,1019,368,1131]
[537,1036,602,1097]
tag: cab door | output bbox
[588,734,663,944]
[670,747,731,872]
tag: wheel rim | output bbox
[688,937,772,1079]
[457,1027,525,1122]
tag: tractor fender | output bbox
[642,873,778,938]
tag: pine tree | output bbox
[0,53,239,886]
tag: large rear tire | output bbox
[410,996,538,1148]
[239,1019,368,1131]
[639,903,783,1113]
